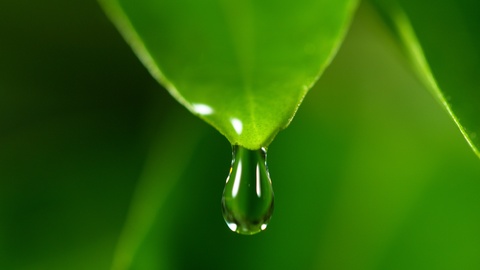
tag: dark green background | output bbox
[1,1,479,269]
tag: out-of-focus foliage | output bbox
[1,1,480,270]
[100,0,358,149]
[372,0,480,158]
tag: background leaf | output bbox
[370,0,480,158]
[111,114,205,270]
[99,0,358,149]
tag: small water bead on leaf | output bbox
[221,145,274,235]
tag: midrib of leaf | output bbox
[380,2,480,158]
[219,0,260,143]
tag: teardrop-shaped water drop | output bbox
[221,145,274,235]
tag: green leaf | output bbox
[99,0,358,149]
[370,0,480,158]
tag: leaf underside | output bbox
[99,0,358,149]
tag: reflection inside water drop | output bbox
[221,145,274,235]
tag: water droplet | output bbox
[221,145,274,235]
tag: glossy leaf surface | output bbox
[100,0,358,149]
[371,0,480,158]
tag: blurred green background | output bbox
[1,1,480,269]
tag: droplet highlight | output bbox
[221,145,274,235]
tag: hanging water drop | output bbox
[221,145,274,235]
